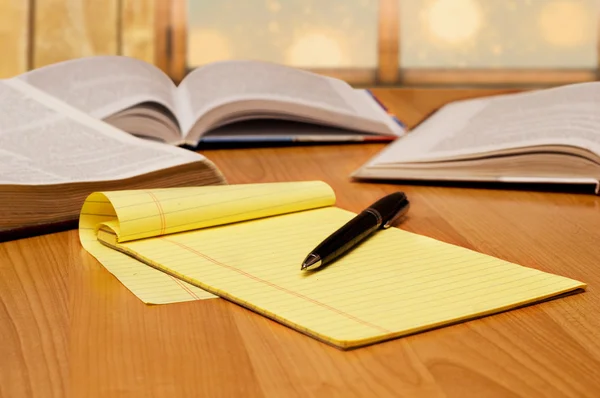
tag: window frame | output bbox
[160,0,600,87]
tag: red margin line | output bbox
[163,238,390,333]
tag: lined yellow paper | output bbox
[79,181,336,303]
[79,182,586,348]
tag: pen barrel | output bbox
[302,191,408,270]
[317,211,381,264]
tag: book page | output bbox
[17,56,178,123]
[79,181,336,304]
[0,79,203,186]
[370,83,600,164]
[92,203,585,349]
[175,60,393,140]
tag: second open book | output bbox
[18,56,404,146]
[353,82,600,194]
[80,181,585,349]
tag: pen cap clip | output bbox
[382,200,409,229]
[369,192,409,229]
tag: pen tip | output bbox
[301,254,322,271]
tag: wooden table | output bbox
[2,89,600,397]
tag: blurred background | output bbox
[1,0,598,87]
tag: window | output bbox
[185,0,379,83]
[174,0,600,86]
[400,0,599,86]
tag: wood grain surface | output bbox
[0,0,29,78]
[33,0,119,68]
[120,0,156,64]
[2,89,600,398]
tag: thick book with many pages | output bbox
[2,56,404,241]
[352,83,600,194]
[18,55,404,146]
[0,79,225,242]
[79,181,586,349]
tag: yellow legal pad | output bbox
[79,181,586,349]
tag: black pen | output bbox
[301,192,410,271]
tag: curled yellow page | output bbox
[79,181,336,304]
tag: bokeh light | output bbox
[188,29,233,65]
[539,1,590,47]
[426,0,482,45]
[187,0,377,68]
[401,0,598,68]
[286,31,347,67]
[186,0,598,70]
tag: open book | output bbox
[17,56,404,146]
[352,82,600,194]
[79,181,585,349]
[0,79,225,242]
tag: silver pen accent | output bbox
[300,192,409,271]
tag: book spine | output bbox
[366,89,406,129]
[197,135,396,144]
[199,136,295,143]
